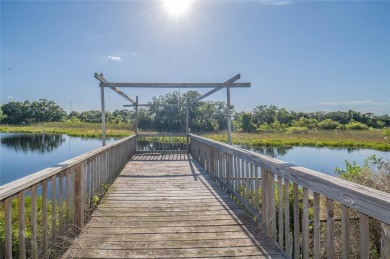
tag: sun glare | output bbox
[162,0,194,17]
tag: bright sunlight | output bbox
[162,0,194,17]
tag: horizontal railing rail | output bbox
[136,133,189,155]
[190,134,390,258]
[0,135,137,258]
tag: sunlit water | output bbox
[0,133,388,185]
[0,133,117,185]
[235,145,389,176]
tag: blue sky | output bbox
[1,0,389,115]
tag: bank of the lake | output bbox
[1,123,389,150]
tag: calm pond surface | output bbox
[236,144,389,176]
[1,133,388,185]
[0,133,117,185]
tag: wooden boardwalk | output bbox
[63,154,285,258]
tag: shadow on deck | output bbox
[63,154,285,258]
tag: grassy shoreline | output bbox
[1,123,389,151]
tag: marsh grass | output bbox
[0,122,134,138]
[203,130,390,151]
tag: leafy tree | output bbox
[252,104,278,125]
[0,108,7,123]
[237,112,256,132]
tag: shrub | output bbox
[285,126,309,134]
[318,119,340,130]
[345,121,369,130]
[256,123,274,133]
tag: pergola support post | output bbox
[100,82,106,146]
[186,98,190,153]
[135,96,139,134]
[227,87,232,145]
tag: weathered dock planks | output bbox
[63,154,285,258]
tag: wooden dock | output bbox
[63,154,285,258]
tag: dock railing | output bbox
[0,135,136,258]
[2,133,390,258]
[190,134,390,258]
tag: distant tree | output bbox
[1,99,66,124]
[252,105,278,125]
[0,107,7,123]
[237,112,256,133]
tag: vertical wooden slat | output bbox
[261,168,268,230]
[74,162,85,229]
[246,162,250,204]
[269,172,276,240]
[293,183,300,258]
[302,187,309,259]
[59,173,63,232]
[326,198,335,259]
[359,212,369,258]
[381,223,390,258]
[313,192,321,259]
[278,177,284,248]
[241,159,245,197]
[255,166,260,211]
[341,205,350,259]
[4,197,12,259]
[251,164,255,207]
[284,180,291,257]
[31,185,38,259]
[42,179,48,257]
[51,175,57,245]
[18,191,26,259]
[65,169,71,225]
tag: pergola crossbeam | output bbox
[193,74,241,103]
[102,82,249,88]
[124,104,186,108]
[94,73,136,105]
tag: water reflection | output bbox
[235,145,293,158]
[1,134,65,154]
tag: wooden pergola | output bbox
[94,73,250,146]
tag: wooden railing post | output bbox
[381,223,390,258]
[74,162,85,229]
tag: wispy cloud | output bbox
[259,0,292,5]
[107,55,122,61]
[5,96,16,100]
[320,100,388,106]
[132,52,138,57]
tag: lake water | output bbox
[236,145,389,176]
[1,133,388,185]
[0,133,117,185]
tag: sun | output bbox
[162,0,194,17]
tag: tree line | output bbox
[1,92,389,133]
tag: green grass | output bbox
[203,130,390,151]
[0,122,134,138]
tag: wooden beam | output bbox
[102,82,250,88]
[123,103,187,108]
[135,96,138,134]
[110,86,136,105]
[94,72,107,83]
[193,74,241,103]
[94,72,136,104]
[100,83,106,146]
[226,86,232,145]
